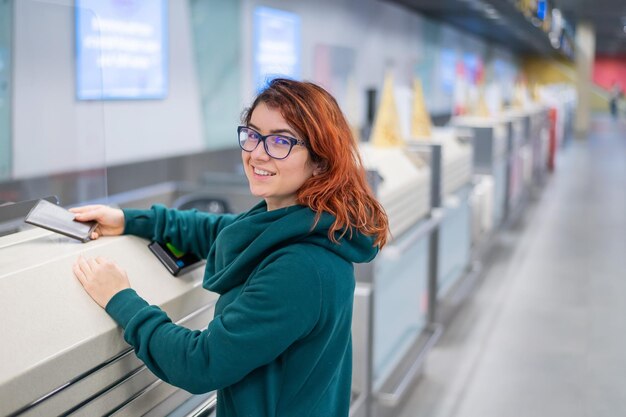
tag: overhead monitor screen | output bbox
[440,48,456,94]
[253,6,301,92]
[75,0,168,100]
[463,53,483,85]
[537,0,547,20]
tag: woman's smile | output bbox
[252,165,276,177]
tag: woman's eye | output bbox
[272,137,291,146]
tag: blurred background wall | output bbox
[1,0,520,189]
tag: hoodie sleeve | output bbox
[105,247,322,394]
[122,205,238,258]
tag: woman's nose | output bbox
[250,140,271,160]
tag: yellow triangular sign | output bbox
[370,72,404,147]
[474,89,491,117]
[411,78,432,139]
[512,81,526,109]
[531,83,542,102]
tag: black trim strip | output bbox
[5,348,134,417]
[103,377,163,417]
[59,365,147,417]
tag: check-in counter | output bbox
[527,105,551,184]
[450,115,509,228]
[561,95,576,148]
[357,145,441,417]
[501,110,529,217]
[503,105,550,218]
[469,174,495,245]
[359,145,431,239]
[430,128,474,199]
[413,128,474,299]
[0,228,218,417]
[537,84,577,172]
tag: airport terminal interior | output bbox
[0,0,625,416]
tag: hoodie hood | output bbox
[203,201,378,294]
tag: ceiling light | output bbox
[483,5,500,19]
[549,33,560,48]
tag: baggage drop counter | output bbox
[357,145,441,417]
[501,105,550,223]
[526,105,551,186]
[410,128,474,300]
[0,228,218,417]
[450,116,509,227]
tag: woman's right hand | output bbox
[69,205,125,240]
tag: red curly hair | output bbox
[243,78,389,248]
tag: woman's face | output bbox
[242,102,319,211]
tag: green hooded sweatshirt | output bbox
[105,201,378,417]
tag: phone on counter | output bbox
[24,199,96,243]
[148,241,204,276]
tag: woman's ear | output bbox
[312,160,328,176]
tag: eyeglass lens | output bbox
[238,127,294,159]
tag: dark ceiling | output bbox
[556,0,626,55]
[384,0,626,57]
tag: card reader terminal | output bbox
[148,241,204,276]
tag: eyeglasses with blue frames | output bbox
[237,126,307,160]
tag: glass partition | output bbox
[373,224,429,389]
[0,0,107,234]
[0,0,12,181]
[190,0,241,149]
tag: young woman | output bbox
[72,78,388,416]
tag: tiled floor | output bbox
[398,115,626,417]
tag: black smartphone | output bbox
[24,199,96,242]
[148,241,204,276]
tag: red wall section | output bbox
[593,55,626,92]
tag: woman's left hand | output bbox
[73,255,131,308]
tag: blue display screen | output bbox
[537,0,547,20]
[75,0,168,100]
[253,6,301,92]
[440,49,456,94]
[463,53,481,84]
